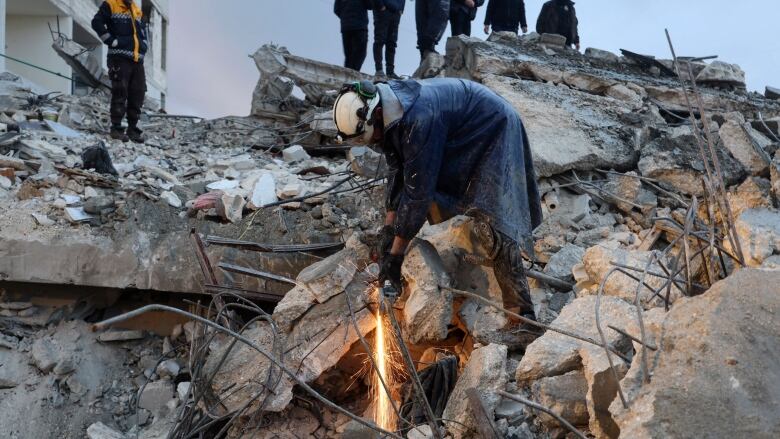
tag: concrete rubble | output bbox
[2,29,780,439]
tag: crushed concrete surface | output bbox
[2,28,780,439]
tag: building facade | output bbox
[0,0,168,108]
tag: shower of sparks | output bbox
[372,309,395,430]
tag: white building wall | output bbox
[6,14,73,93]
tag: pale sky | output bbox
[167,0,780,118]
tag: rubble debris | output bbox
[400,239,453,344]
[348,146,386,178]
[531,371,589,429]
[97,330,146,342]
[767,86,780,100]
[726,208,780,267]
[695,61,746,88]
[611,269,780,439]
[443,344,508,439]
[138,380,175,413]
[638,134,746,195]
[584,48,620,64]
[719,115,774,175]
[282,144,311,163]
[86,422,126,439]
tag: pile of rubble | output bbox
[1,32,780,439]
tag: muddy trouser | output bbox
[342,29,368,71]
[449,8,472,36]
[471,218,535,319]
[373,9,401,73]
[415,0,450,57]
[108,56,146,129]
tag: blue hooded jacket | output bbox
[378,78,542,255]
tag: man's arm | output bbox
[91,2,115,46]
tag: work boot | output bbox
[375,69,386,79]
[126,126,145,143]
[387,72,402,80]
[110,125,129,142]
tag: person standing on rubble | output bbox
[91,0,148,143]
[416,0,451,60]
[536,0,580,50]
[373,0,405,79]
[450,0,485,37]
[483,0,528,35]
[335,0,373,71]
[333,79,543,330]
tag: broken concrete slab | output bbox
[638,133,745,195]
[282,145,311,163]
[443,344,508,439]
[539,33,567,49]
[696,61,746,88]
[160,191,182,208]
[483,75,639,178]
[400,239,453,344]
[726,176,773,218]
[581,245,683,307]
[296,247,358,304]
[766,86,780,101]
[97,330,146,342]
[611,269,780,439]
[248,173,277,209]
[719,119,773,175]
[543,243,585,283]
[585,48,620,64]
[216,193,245,223]
[531,370,589,429]
[86,422,126,439]
[726,208,780,267]
[138,380,175,413]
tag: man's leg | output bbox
[471,218,534,321]
[342,31,353,69]
[126,61,147,142]
[450,10,466,36]
[415,0,429,59]
[353,30,368,72]
[386,12,401,77]
[373,10,389,73]
[107,57,130,140]
[424,0,450,51]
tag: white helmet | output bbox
[333,82,381,144]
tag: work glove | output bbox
[378,253,404,292]
[379,225,395,257]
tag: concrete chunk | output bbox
[282,145,310,163]
[443,344,508,439]
[138,380,174,413]
[726,208,780,267]
[766,86,780,100]
[400,239,453,344]
[87,422,126,439]
[531,371,589,428]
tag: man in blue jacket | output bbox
[91,0,148,143]
[333,79,543,325]
[484,0,528,35]
[450,0,485,37]
[416,0,451,60]
[334,0,373,71]
[373,0,405,78]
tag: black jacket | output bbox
[484,0,527,32]
[536,0,579,46]
[334,0,372,31]
[374,0,405,13]
[91,0,148,62]
[451,0,485,20]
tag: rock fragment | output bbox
[400,239,453,344]
[282,145,310,163]
[86,422,126,439]
[138,380,175,413]
[531,371,589,429]
[611,269,780,439]
[443,344,508,439]
[726,208,780,267]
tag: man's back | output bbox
[536,0,579,47]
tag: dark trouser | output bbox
[373,9,401,74]
[449,9,471,36]
[342,29,368,71]
[471,219,534,319]
[416,0,450,58]
[108,57,146,129]
[492,23,520,34]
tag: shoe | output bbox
[375,69,386,78]
[126,126,145,143]
[387,72,401,80]
[110,126,129,142]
